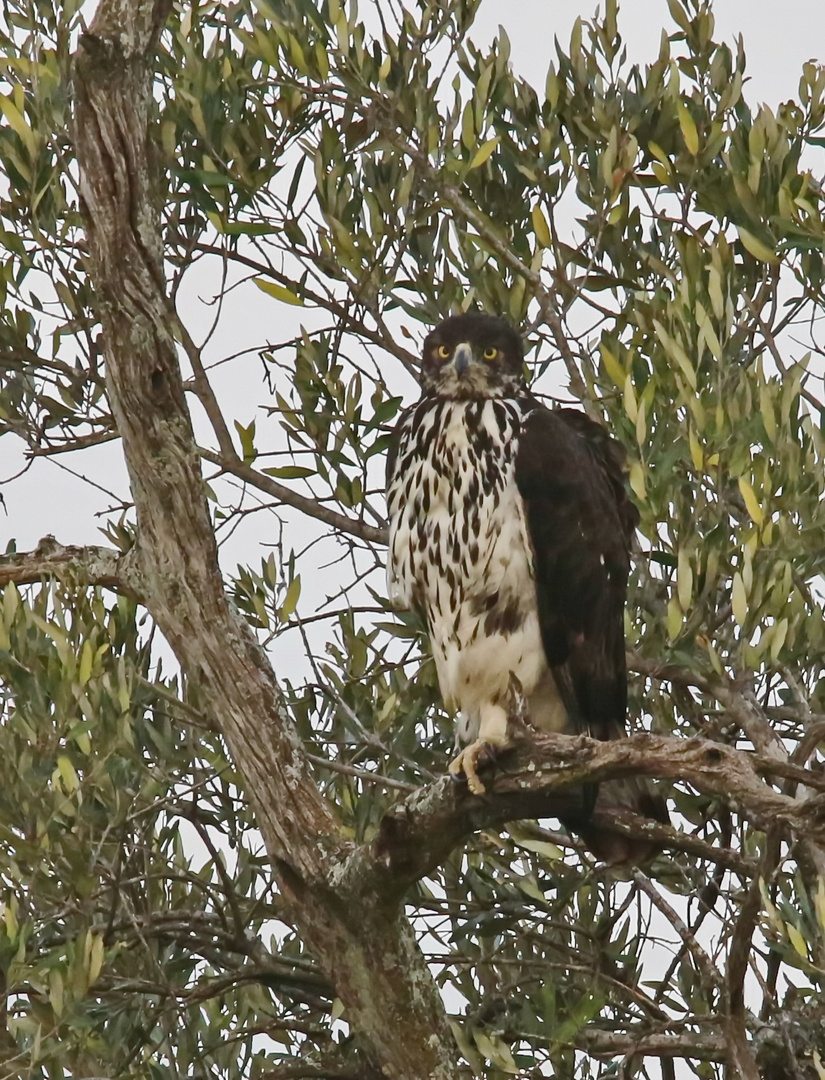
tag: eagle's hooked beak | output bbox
[453,342,472,377]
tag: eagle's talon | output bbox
[449,739,507,795]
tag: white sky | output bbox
[473,0,825,106]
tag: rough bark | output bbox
[341,729,822,903]
[71,5,456,1077]
[0,538,135,595]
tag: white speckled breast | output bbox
[388,398,565,737]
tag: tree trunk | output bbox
[72,4,457,1076]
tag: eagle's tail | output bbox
[529,671,670,866]
[563,777,670,867]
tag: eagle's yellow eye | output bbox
[436,345,450,359]
[483,347,498,360]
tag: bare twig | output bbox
[726,831,783,1080]
[633,870,722,995]
[200,448,387,545]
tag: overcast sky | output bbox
[473,0,825,107]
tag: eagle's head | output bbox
[420,312,525,399]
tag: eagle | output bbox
[386,312,668,863]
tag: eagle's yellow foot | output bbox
[449,738,508,795]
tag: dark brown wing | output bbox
[516,405,667,863]
[515,405,638,742]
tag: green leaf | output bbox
[511,836,563,861]
[732,572,747,627]
[629,459,646,501]
[677,547,693,611]
[263,465,315,480]
[531,204,552,248]
[56,756,80,794]
[786,922,808,959]
[653,319,697,390]
[738,476,764,526]
[599,343,625,388]
[279,576,301,620]
[469,137,499,169]
[737,226,780,264]
[175,168,233,188]
[667,596,683,640]
[253,278,305,304]
[49,969,64,1018]
[234,419,257,464]
[78,639,93,685]
[87,931,104,986]
[0,93,37,156]
[677,99,699,155]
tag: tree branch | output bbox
[200,448,387,545]
[74,0,341,875]
[343,731,824,903]
[633,870,721,994]
[28,428,119,456]
[577,1028,726,1061]
[0,537,137,596]
[726,830,781,1080]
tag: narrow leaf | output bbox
[531,205,552,248]
[786,922,808,959]
[732,572,747,627]
[280,576,301,620]
[738,226,780,264]
[738,476,764,526]
[263,465,315,480]
[254,278,305,305]
[469,137,499,169]
[677,99,699,155]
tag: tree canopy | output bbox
[1,0,825,1077]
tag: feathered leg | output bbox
[449,702,509,794]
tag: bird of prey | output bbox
[386,311,668,863]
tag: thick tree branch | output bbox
[342,731,824,903]
[589,809,752,874]
[0,537,137,596]
[74,2,341,874]
[577,1029,726,1061]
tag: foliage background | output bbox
[1,0,825,1076]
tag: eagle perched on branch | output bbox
[386,312,668,863]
